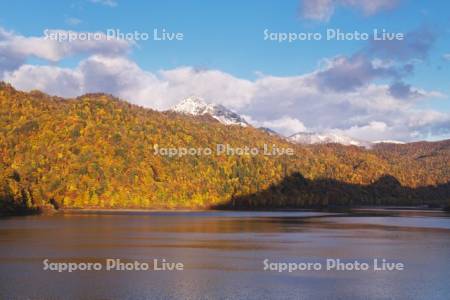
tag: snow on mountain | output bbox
[171,96,248,127]
[372,140,406,145]
[287,132,369,147]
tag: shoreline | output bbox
[2,205,448,217]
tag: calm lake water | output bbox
[1,209,449,299]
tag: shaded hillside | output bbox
[0,82,449,214]
[214,173,450,209]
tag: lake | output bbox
[1,209,449,299]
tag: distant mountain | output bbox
[288,131,368,147]
[287,132,406,148]
[171,96,248,127]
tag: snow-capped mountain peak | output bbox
[171,96,209,115]
[171,96,248,127]
[288,131,368,147]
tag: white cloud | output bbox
[0,27,131,74]
[90,0,118,7]
[333,121,391,141]
[341,0,398,15]
[333,111,450,141]
[159,67,255,110]
[301,0,334,22]
[300,0,399,21]
[249,116,308,136]
[3,64,83,97]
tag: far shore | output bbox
[58,206,449,214]
[59,207,320,213]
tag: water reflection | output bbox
[0,210,449,299]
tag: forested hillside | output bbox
[0,82,449,214]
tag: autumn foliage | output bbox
[0,82,449,214]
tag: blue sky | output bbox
[0,0,449,141]
[1,0,448,77]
